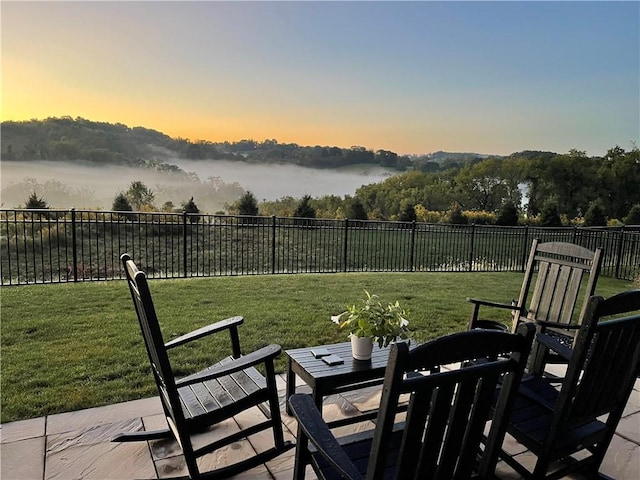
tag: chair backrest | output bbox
[553,290,640,435]
[366,323,535,480]
[121,254,184,425]
[513,240,602,332]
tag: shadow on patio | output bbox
[2,369,639,480]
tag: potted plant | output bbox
[332,290,411,360]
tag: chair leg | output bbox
[293,431,310,480]
[265,362,287,449]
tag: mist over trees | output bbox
[2,117,639,226]
[1,117,424,171]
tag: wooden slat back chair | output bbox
[288,323,535,480]
[500,290,640,479]
[467,239,603,376]
[113,254,292,479]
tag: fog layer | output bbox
[1,160,395,212]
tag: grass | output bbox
[1,272,634,423]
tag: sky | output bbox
[1,1,639,157]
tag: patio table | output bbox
[285,341,393,428]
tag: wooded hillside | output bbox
[1,117,490,171]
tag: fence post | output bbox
[410,221,416,272]
[343,219,349,272]
[521,225,530,272]
[71,208,78,282]
[615,225,625,279]
[271,215,276,275]
[182,211,188,278]
[468,223,476,272]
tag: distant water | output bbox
[1,159,397,210]
[170,159,396,201]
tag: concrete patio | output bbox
[2,371,639,480]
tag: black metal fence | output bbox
[1,209,639,286]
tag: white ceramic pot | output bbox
[350,335,374,360]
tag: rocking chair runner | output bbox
[288,323,536,480]
[113,254,292,479]
[467,239,603,376]
[499,289,640,479]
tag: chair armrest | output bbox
[288,394,364,480]
[176,344,281,387]
[534,319,580,330]
[467,297,520,330]
[535,333,574,361]
[467,298,516,310]
[165,316,243,349]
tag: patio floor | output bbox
[2,370,639,480]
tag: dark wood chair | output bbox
[288,323,536,480]
[112,253,292,479]
[499,289,640,479]
[467,239,603,376]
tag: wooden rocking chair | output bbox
[113,253,292,479]
[467,239,603,376]
[288,323,535,480]
[499,289,640,479]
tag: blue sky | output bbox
[2,1,638,156]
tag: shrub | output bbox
[465,210,496,225]
[624,204,640,225]
[446,202,468,225]
[398,203,417,223]
[182,197,200,223]
[414,205,443,223]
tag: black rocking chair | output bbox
[467,239,603,376]
[289,323,535,480]
[499,289,640,479]
[112,253,292,479]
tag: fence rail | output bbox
[1,209,639,286]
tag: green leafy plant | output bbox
[332,290,411,347]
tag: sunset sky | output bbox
[2,1,638,157]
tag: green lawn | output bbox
[1,272,634,423]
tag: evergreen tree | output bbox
[293,195,316,219]
[25,191,48,209]
[623,204,640,225]
[344,197,368,220]
[398,203,417,222]
[236,191,259,216]
[539,201,562,227]
[182,197,200,223]
[182,197,199,214]
[112,192,132,212]
[584,201,606,226]
[496,201,520,226]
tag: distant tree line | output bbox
[257,146,640,227]
[6,118,639,227]
[1,117,491,172]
